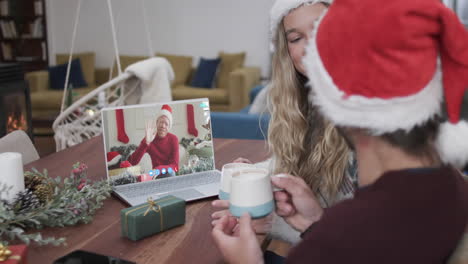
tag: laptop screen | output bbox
[101,98,214,186]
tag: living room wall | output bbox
[46,0,273,78]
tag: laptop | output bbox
[101,98,221,206]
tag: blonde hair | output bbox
[267,21,350,202]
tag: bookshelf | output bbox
[0,0,48,72]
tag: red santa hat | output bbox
[270,0,332,51]
[107,151,121,166]
[303,0,468,168]
[158,104,173,129]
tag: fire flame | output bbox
[6,113,27,133]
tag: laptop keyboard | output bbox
[115,170,220,199]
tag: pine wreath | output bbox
[0,162,112,246]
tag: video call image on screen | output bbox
[101,99,214,186]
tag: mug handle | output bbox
[271,174,288,192]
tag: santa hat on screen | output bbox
[107,151,122,166]
[303,0,468,168]
[270,0,332,51]
[158,104,173,129]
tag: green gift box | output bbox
[121,195,186,241]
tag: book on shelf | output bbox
[8,20,16,37]
[0,0,8,16]
[0,20,17,38]
[1,41,12,60]
[34,0,43,16]
[0,20,7,37]
[31,17,43,38]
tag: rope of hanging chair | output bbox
[53,0,162,151]
[107,0,122,75]
[60,0,82,114]
[107,6,122,81]
[108,0,153,80]
[141,0,154,57]
[52,72,132,131]
[60,0,124,113]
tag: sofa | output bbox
[110,53,261,112]
[211,85,270,140]
[26,51,261,121]
[156,52,261,112]
[25,52,109,120]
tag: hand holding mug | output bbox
[211,199,273,234]
[212,213,263,264]
[271,174,324,232]
[145,120,157,145]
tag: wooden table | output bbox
[24,136,270,264]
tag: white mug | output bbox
[229,168,274,219]
[219,162,254,200]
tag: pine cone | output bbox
[34,184,54,204]
[14,189,41,213]
[24,174,43,190]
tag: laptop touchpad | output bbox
[166,188,205,201]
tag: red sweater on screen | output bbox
[287,166,468,264]
[128,133,179,171]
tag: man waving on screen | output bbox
[128,104,179,176]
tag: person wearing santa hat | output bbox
[212,0,358,246]
[128,104,179,176]
[212,0,468,263]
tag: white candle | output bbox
[0,152,25,202]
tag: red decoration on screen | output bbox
[186,104,198,137]
[115,109,129,143]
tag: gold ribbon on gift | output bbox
[143,197,161,216]
[0,243,21,262]
[123,196,176,236]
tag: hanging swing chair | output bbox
[53,0,173,151]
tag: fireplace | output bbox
[0,63,33,140]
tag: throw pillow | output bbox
[190,57,221,88]
[56,52,95,86]
[216,51,246,88]
[156,53,193,87]
[48,58,88,90]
